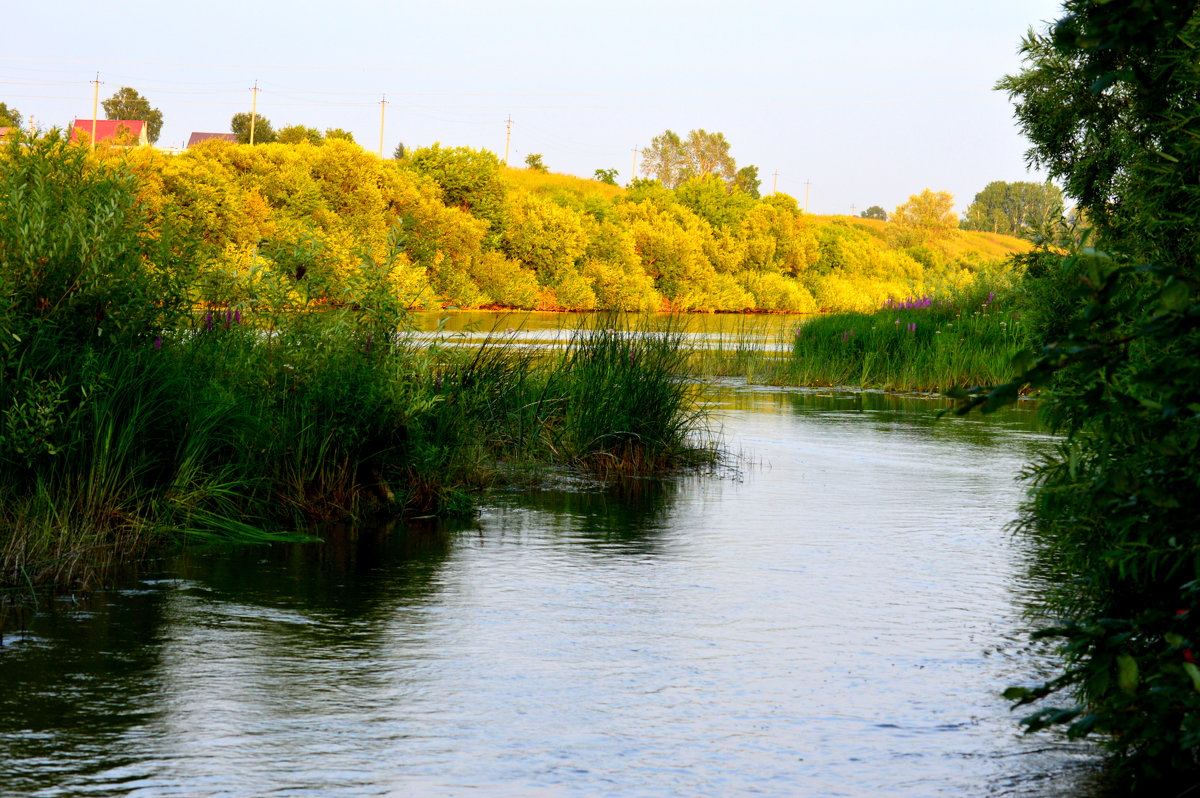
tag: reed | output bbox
[787,289,1028,392]
[545,317,712,475]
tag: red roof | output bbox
[70,119,147,144]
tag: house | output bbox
[70,119,149,147]
[0,127,13,141]
[187,132,238,147]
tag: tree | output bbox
[892,189,957,235]
[593,168,618,185]
[277,125,323,145]
[956,1,1200,782]
[393,142,406,159]
[640,130,686,188]
[524,153,548,172]
[101,87,163,144]
[0,102,20,128]
[733,165,761,199]
[961,180,1063,238]
[231,112,276,145]
[860,206,887,221]
[640,129,737,189]
[324,128,355,143]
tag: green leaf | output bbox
[1183,662,1200,693]
[1117,654,1139,695]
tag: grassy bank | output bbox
[0,135,713,591]
[685,284,1029,393]
[786,288,1028,391]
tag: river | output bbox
[0,319,1109,796]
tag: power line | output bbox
[0,55,1015,73]
[2,78,996,99]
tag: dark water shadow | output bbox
[0,517,464,796]
[482,475,682,557]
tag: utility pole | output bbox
[850,203,857,217]
[772,170,779,194]
[249,82,259,145]
[631,146,639,183]
[804,179,812,212]
[504,115,512,165]
[90,73,100,152]
[378,96,387,158]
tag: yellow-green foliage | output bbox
[501,166,624,204]
[501,189,593,309]
[95,138,1029,314]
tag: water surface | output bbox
[0,385,1106,796]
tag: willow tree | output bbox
[961,180,1063,238]
[640,129,738,189]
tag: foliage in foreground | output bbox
[0,134,712,590]
[956,1,1200,787]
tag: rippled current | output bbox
[1,384,1108,796]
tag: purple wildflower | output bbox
[154,334,162,350]
[205,311,213,332]
[234,309,242,324]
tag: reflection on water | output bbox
[0,384,1108,797]
[405,309,803,353]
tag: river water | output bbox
[1,332,1109,795]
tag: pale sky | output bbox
[5,0,1065,216]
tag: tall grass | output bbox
[546,318,711,475]
[787,288,1028,391]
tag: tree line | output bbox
[3,86,1065,246]
[42,133,1027,317]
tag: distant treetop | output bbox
[102,87,163,144]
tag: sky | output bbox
[5,0,1067,216]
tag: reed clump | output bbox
[545,320,711,475]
